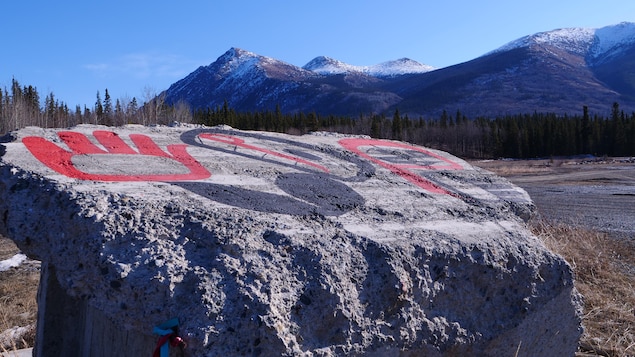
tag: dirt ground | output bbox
[472,157,635,240]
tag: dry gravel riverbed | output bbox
[473,157,635,240]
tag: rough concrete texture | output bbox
[0,124,582,356]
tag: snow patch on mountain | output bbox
[367,58,436,77]
[591,22,635,60]
[218,47,317,82]
[493,27,595,56]
[217,48,265,77]
[489,22,635,61]
[303,56,434,77]
[303,56,359,74]
[191,48,435,87]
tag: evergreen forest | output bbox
[2,79,635,159]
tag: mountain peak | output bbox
[303,55,435,77]
[302,56,359,74]
[211,47,264,78]
[493,27,595,56]
[592,22,635,60]
[489,22,635,59]
[367,58,435,77]
[218,47,259,62]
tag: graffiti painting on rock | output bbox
[19,126,531,218]
[0,125,580,356]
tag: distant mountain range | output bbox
[164,22,635,118]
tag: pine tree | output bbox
[581,106,591,154]
[392,109,403,140]
[103,89,113,121]
[115,99,123,125]
[95,91,104,124]
[370,115,381,138]
[45,93,56,127]
[129,97,138,119]
[611,102,626,156]
[440,110,448,128]
[306,112,318,132]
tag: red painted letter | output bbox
[338,138,462,194]
[23,131,211,182]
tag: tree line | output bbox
[0,79,193,135]
[2,79,634,159]
[194,102,635,159]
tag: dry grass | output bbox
[532,220,635,357]
[0,236,38,352]
[473,159,561,176]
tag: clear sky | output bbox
[2,0,634,109]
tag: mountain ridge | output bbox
[164,22,635,118]
[489,22,635,63]
[302,55,435,77]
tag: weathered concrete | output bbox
[0,124,582,356]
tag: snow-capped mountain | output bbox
[591,22,635,63]
[365,58,435,77]
[164,22,635,118]
[394,22,635,117]
[491,27,596,57]
[490,22,635,63]
[302,56,434,77]
[164,48,423,115]
[213,48,316,81]
[302,56,360,75]
[164,48,321,111]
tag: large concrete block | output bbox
[0,124,582,356]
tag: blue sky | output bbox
[2,0,634,108]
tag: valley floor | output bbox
[473,157,635,240]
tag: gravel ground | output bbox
[473,158,635,240]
